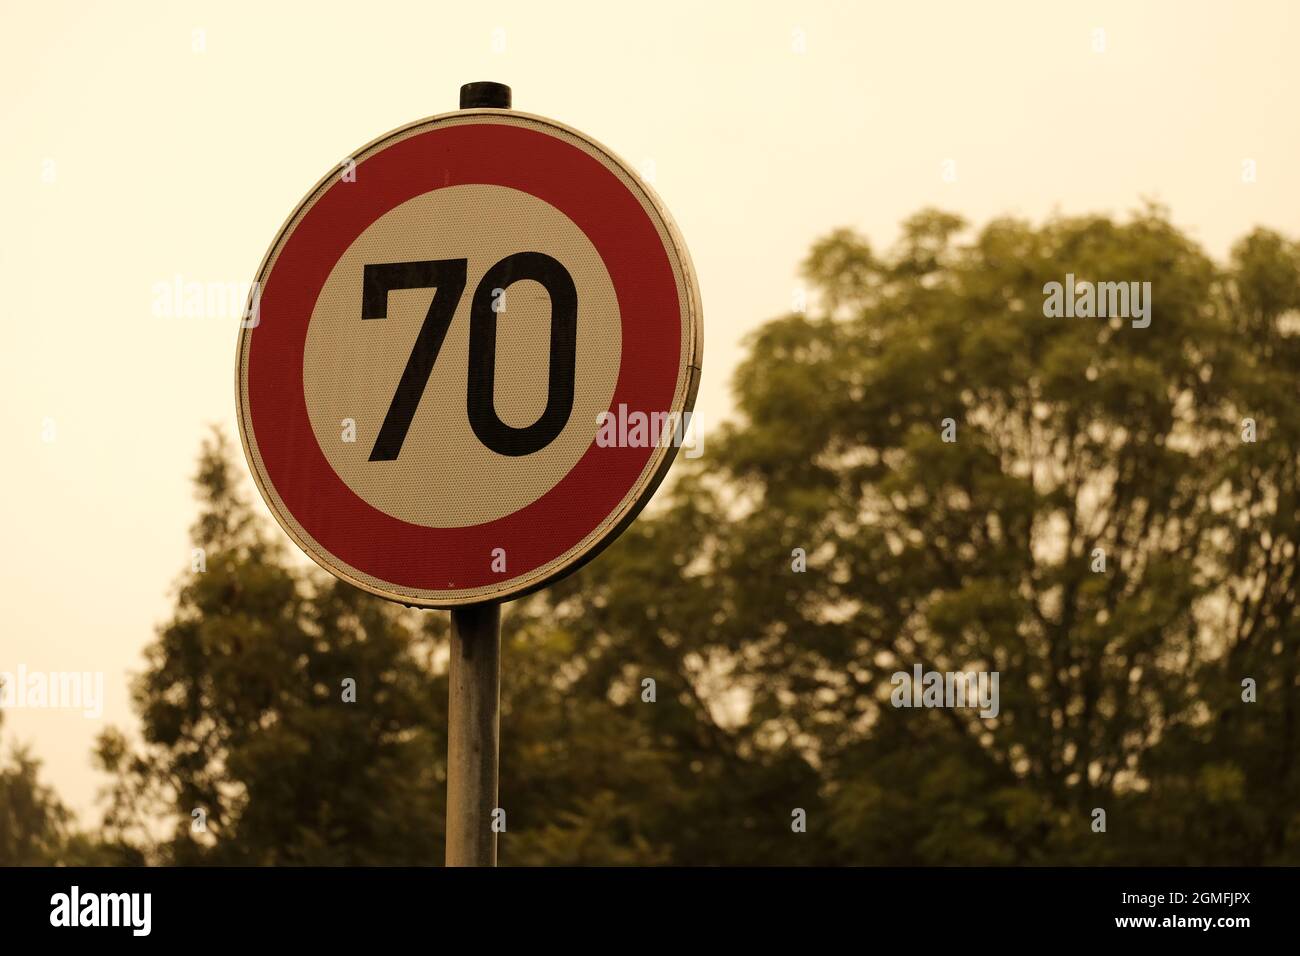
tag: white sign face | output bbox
[237,110,701,607]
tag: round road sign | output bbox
[236,109,702,607]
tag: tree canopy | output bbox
[75,206,1300,864]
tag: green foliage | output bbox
[0,712,70,866]
[95,429,448,865]
[685,205,1298,864]
[71,208,1300,865]
[0,708,135,865]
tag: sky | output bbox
[1,0,1297,819]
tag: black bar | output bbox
[2,866,1292,942]
[459,81,511,110]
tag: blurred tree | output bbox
[96,428,773,865]
[0,707,135,865]
[1132,227,1300,864]
[0,708,71,865]
[96,428,448,864]
[590,205,1295,864]
[87,209,1297,865]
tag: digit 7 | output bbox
[362,259,467,462]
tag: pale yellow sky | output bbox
[1,0,1296,818]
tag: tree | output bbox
[0,708,71,866]
[1131,226,1300,864]
[594,204,1295,864]
[537,205,1298,864]
[101,428,763,865]
[97,209,1298,865]
[97,428,448,864]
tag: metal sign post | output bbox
[235,80,700,867]
[446,601,501,866]
[441,81,511,870]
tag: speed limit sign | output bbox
[236,98,701,608]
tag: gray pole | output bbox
[443,81,512,869]
[446,602,502,866]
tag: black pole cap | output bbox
[459,82,512,110]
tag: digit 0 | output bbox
[467,252,577,457]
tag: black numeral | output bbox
[361,253,578,461]
[363,259,468,462]
[467,252,578,457]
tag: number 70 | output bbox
[361,252,578,461]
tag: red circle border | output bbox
[245,119,682,594]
